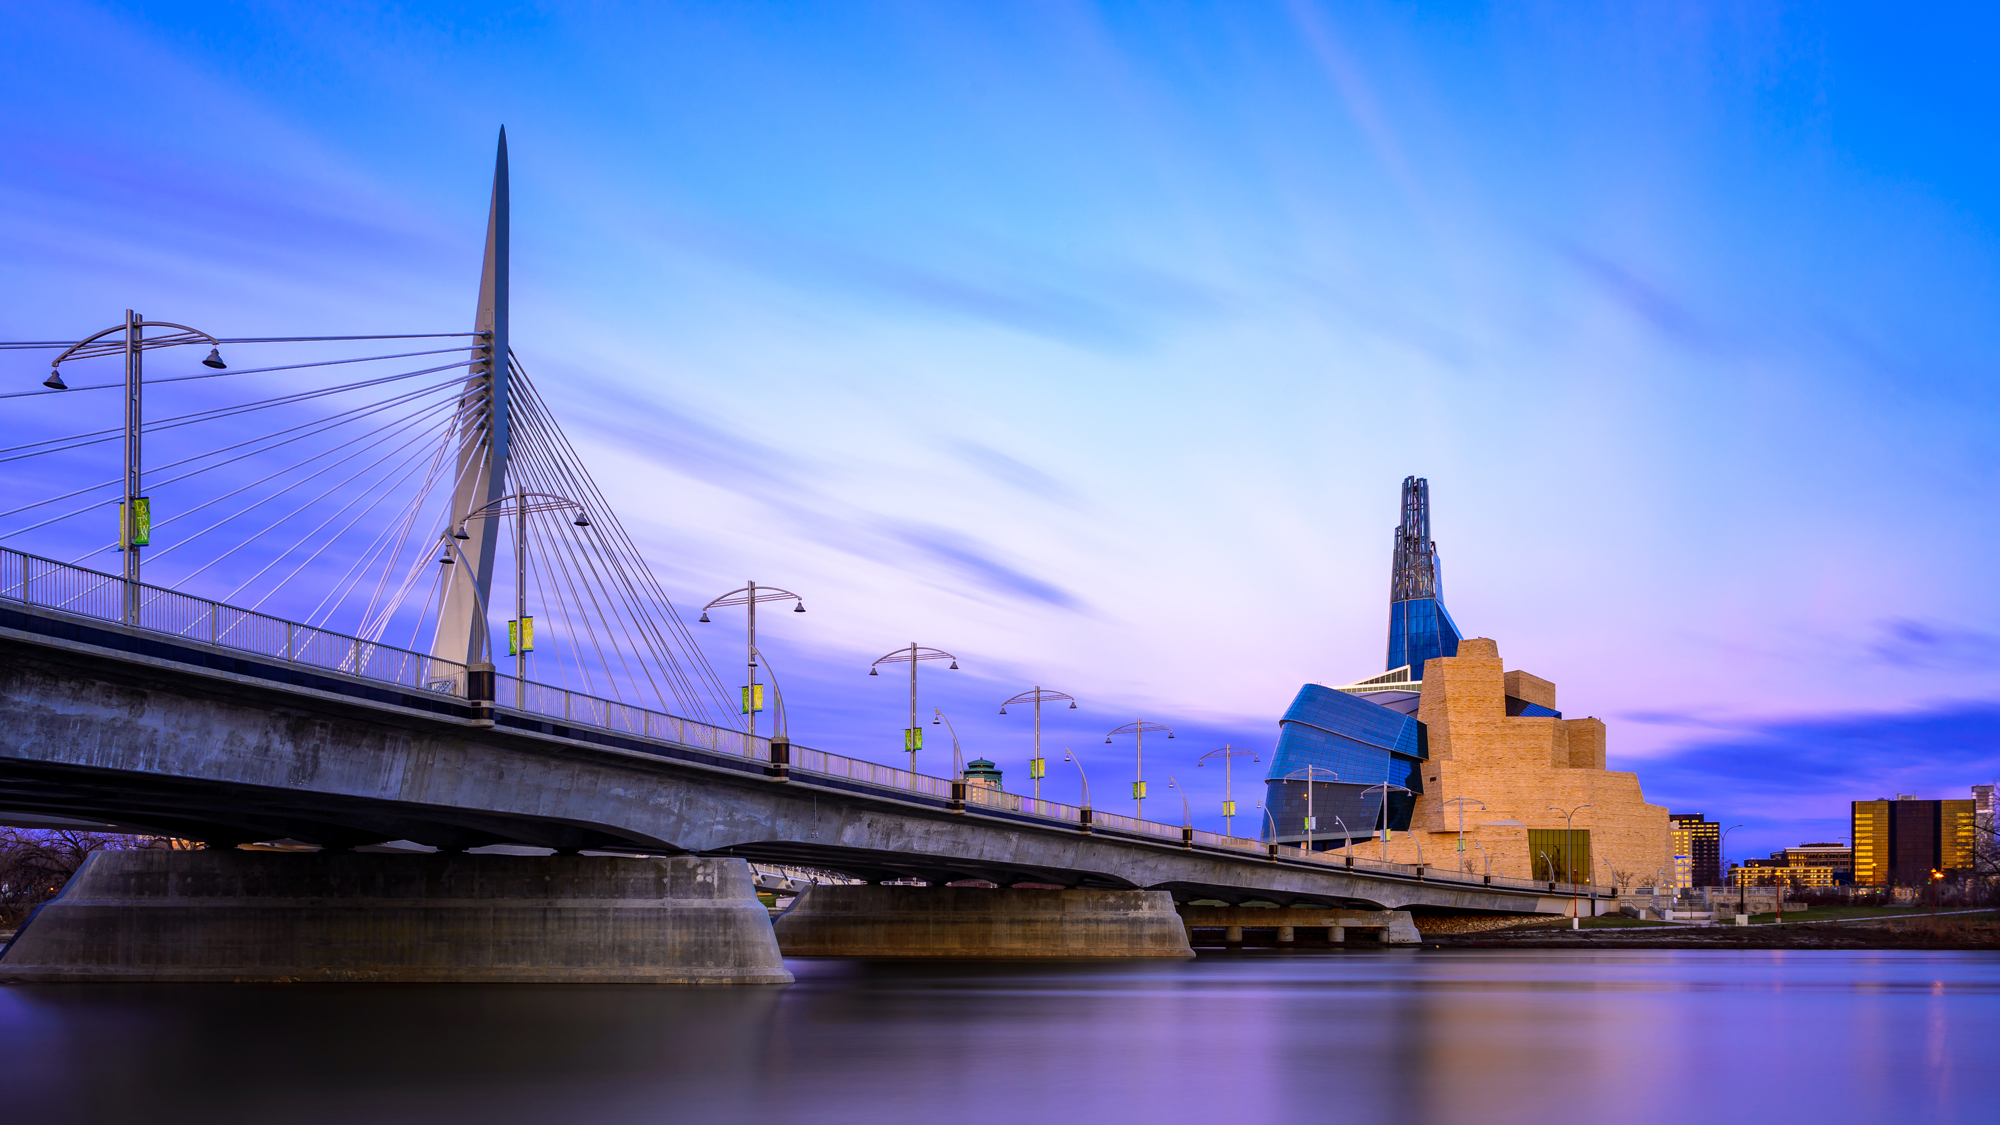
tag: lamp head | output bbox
[1068,701,1077,709]
[869,667,878,676]
[698,611,710,623]
[998,707,1007,715]
[573,513,591,527]
[42,369,67,390]
[1168,731,1175,739]
[1104,736,1112,744]
[793,602,804,613]
[948,661,958,670]
[453,525,470,540]
[202,347,227,369]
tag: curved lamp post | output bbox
[932,707,967,780]
[1106,720,1173,820]
[871,643,959,772]
[1001,686,1075,800]
[1197,744,1260,839]
[1167,775,1193,848]
[44,313,226,621]
[1062,749,1091,830]
[701,581,804,742]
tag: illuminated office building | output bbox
[1670,813,1723,887]
[1852,797,1977,885]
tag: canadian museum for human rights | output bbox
[1262,477,1673,887]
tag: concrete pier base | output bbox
[0,850,793,984]
[1179,906,1422,945]
[773,885,1194,959]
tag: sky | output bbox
[2,2,1997,859]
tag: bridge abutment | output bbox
[0,850,792,984]
[773,885,1195,959]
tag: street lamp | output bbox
[461,491,588,706]
[1442,797,1488,873]
[1720,823,1745,919]
[701,581,804,744]
[1106,720,1174,820]
[44,313,226,622]
[1197,744,1260,839]
[1360,782,1413,862]
[1470,840,1491,883]
[870,643,959,773]
[932,708,966,780]
[1278,766,1338,856]
[1167,776,1192,847]
[1548,803,1592,921]
[1259,801,1280,860]
[1062,748,1091,820]
[1000,686,1075,800]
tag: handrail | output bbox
[0,546,1613,897]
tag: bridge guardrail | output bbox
[1,547,1613,898]
[1,547,466,699]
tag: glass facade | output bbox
[1264,684,1425,843]
[1386,596,1461,675]
[1528,828,1591,883]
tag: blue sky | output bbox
[3,2,1997,858]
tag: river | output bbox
[4,949,1994,1124]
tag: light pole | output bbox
[1548,803,1592,920]
[1106,720,1174,820]
[44,314,226,622]
[932,708,966,779]
[1167,775,1191,831]
[871,643,959,772]
[1360,782,1413,862]
[1442,797,1488,872]
[700,581,805,743]
[1720,823,1745,920]
[1279,766,1338,856]
[1062,749,1091,812]
[1001,687,1076,800]
[1198,745,1260,838]
[1471,840,1491,883]
[1259,801,1281,860]
[460,491,589,705]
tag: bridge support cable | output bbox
[496,368,730,723]
[504,357,733,722]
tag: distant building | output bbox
[1852,797,1978,885]
[963,758,1003,790]
[1779,842,1853,884]
[1670,814,1723,887]
[1731,858,1837,888]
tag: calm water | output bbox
[3,950,1995,1124]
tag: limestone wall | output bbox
[1378,638,1673,886]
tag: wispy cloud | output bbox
[1867,619,2000,671]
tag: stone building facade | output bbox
[1351,637,1674,888]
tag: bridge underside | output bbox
[1,610,1571,917]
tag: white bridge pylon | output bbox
[431,130,513,676]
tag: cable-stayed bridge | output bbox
[0,134,1600,981]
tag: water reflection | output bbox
[3,950,1996,1124]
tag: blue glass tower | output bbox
[1385,476,1461,675]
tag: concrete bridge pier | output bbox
[0,850,793,984]
[1179,906,1422,946]
[772,885,1195,959]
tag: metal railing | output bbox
[1,547,468,698]
[0,546,1613,897]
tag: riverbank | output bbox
[1428,909,2000,950]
